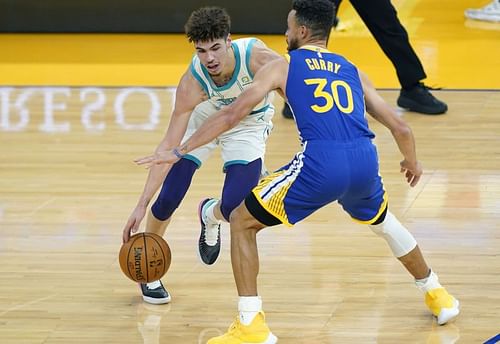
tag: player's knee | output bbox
[151,197,180,221]
[151,184,189,221]
[228,203,246,224]
[221,159,262,220]
[151,159,197,221]
[369,211,417,257]
[229,204,263,234]
[220,197,242,221]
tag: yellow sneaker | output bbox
[425,288,460,325]
[207,312,278,344]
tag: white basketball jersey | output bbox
[189,38,272,115]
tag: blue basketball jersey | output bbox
[285,46,375,142]
[247,45,387,226]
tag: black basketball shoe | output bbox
[198,198,221,265]
[140,280,171,304]
[397,83,448,115]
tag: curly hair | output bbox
[292,0,335,40]
[184,7,231,43]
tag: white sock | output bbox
[203,199,220,224]
[238,296,262,325]
[415,270,442,293]
[202,199,220,246]
[146,280,161,289]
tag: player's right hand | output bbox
[134,149,180,168]
[122,205,147,243]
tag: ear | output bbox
[299,25,308,40]
[226,33,232,47]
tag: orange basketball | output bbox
[119,232,171,283]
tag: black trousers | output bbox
[332,0,426,89]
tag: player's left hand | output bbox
[134,150,180,168]
[400,159,423,187]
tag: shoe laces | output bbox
[418,82,442,91]
[412,83,442,103]
[482,1,500,12]
[226,317,243,337]
[201,200,220,245]
[204,221,220,245]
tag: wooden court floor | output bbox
[0,88,499,343]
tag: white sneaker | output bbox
[197,198,221,265]
[465,0,500,22]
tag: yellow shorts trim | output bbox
[351,191,389,225]
[251,189,293,227]
[251,170,294,227]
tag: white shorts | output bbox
[182,101,274,170]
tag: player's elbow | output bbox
[391,122,412,139]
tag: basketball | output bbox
[119,232,171,283]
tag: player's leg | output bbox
[207,199,277,344]
[198,159,262,265]
[147,100,216,236]
[147,158,199,236]
[209,145,346,344]
[369,209,459,325]
[140,158,198,304]
[141,101,216,304]
[339,142,459,324]
[199,108,273,265]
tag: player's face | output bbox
[285,10,301,51]
[194,38,232,76]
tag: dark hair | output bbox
[184,7,231,43]
[292,0,335,40]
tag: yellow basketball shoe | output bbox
[207,312,278,344]
[425,288,460,325]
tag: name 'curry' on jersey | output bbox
[285,46,375,142]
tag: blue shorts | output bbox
[247,138,387,226]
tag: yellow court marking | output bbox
[0,0,498,88]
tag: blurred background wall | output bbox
[0,0,289,33]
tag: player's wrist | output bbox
[172,147,185,159]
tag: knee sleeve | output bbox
[220,159,262,221]
[151,158,197,221]
[369,211,417,257]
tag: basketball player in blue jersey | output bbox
[136,0,460,342]
[122,7,281,305]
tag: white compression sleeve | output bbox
[369,211,417,258]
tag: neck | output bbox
[301,38,328,50]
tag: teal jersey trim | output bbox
[245,38,257,78]
[190,61,209,97]
[250,104,270,115]
[223,159,250,172]
[200,43,241,92]
[183,154,202,169]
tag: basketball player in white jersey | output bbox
[122,7,281,304]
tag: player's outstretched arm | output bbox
[123,71,204,242]
[135,57,288,168]
[359,71,422,187]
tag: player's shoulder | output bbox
[233,37,263,45]
[243,38,282,75]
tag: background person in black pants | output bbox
[282,0,447,118]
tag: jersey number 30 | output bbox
[304,78,354,114]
